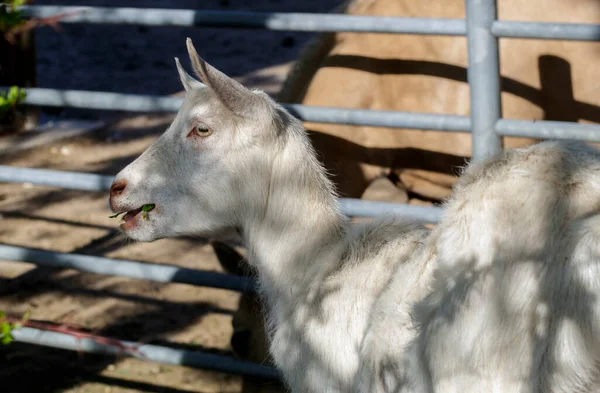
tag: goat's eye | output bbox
[188,124,213,138]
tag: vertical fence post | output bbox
[466,0,503,161]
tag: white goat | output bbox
[109,39,600,393]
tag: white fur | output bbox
[110,39,600,393]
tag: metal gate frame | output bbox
[2,0,600,380]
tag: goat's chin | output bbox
[120,226,161,243]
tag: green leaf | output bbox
[1,321,14,344]
[6,86,24,105]
[7,86,19,103]
[2,322,12,334]
[141,204,156,212]
[1,335,13,344]
[0,311,5,320]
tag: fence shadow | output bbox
[0,342,231,393]
[280,51,600,198]
[316,53,600,123]
[0,242,240,393]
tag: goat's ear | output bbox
[175,57,204,91]
[186,38,264,117]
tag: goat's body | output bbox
[111,44,600,393]
[253,140,600,393]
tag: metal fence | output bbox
[2,0,600,382]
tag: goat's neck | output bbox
[243,137,347,304]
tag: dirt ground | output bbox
[0,0,345,392]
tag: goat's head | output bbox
[109,38,292,242]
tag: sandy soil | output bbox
[1,0,344,392]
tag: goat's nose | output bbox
[110,180,127,198]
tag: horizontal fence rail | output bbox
[0,165,443,222]
[0,244,255,293]
[24,88,184,113]
[0,165,114,192]
[12,327,280,380]
[15,87,600,140]
[496,119,600,142]
[21,6,600,41]
[18,87,472,131]
[491,20,600,41]
[22,6,467,35]
[339,199,443,223]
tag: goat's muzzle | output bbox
[109,179,128,211]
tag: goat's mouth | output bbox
[111,204,156,230]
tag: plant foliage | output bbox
[0,0,28,33]
[0,85,27,121]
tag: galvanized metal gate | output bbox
[1,0,600,380]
